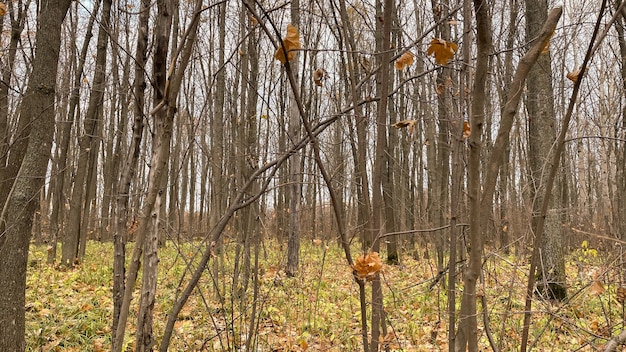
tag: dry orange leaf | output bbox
[274,24,302,64]
[354,252,383,281]
[541,31,554,54]
[0,3,6,17]
[427,38,458,66]
[127,219,140,236]
[393,119,417,134]
[249,14,258,26]
[394,51,415,70]
[567,67,582,83]
[462,121,471,139]
[590,280,605,295]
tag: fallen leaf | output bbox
[617,287,626,303]
[590,280,605,295]
[0,3,6,17]
[394,51,415,70]
[275,24,302,64]
[427,38,458,66]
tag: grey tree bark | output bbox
[525,0,567,301]
[48,0,99,264]
[0,0,71,348]
[111,0,150,345]
[285,0,303,277]
[61,0,112,266]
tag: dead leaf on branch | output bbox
[274,24,302,64]
[567,67,583,83]
[249,14,258,27]
[394,51,415,70]
[427,38,458,66]
[541,31,554,54]
[462,121,471,139]
[0,3,6,17]
[127,219,140,236]
[393,119,417,134]
[353,252,383,281]
[313,68,328,87]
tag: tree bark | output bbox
[0,0,71,348]
[456,1,491,350]
[61,0,112,266]
[524,0,567,302]
[111,0,150,344]
[285,1,303,277]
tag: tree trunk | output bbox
[48,0,98,264]
[111,0,150,344]
[525,0,566,302]
[370,0,393,350]
[61,0,111,266]
[285,0,303,277]
[134,0,173,348]
[456,1,491,350]
[0,0,71,348]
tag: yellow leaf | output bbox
[394,51,415,70]
[0,3,6,17]
[590,280,605,295]
[274,24,302,64]
[427,38,458,66]
[300,339,308,350]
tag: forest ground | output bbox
[24,239,620,351]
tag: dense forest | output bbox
[1,0,626,350]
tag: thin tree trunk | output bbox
[134,0,173,348]
[48,0,98,264]
[370,0,393,350]
[456,1,491,350]
[285,1,303,277]
[61,0,111,266]
[111,0,150,344]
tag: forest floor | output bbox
[24,239,622,351]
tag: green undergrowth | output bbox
[25,239,623,351]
